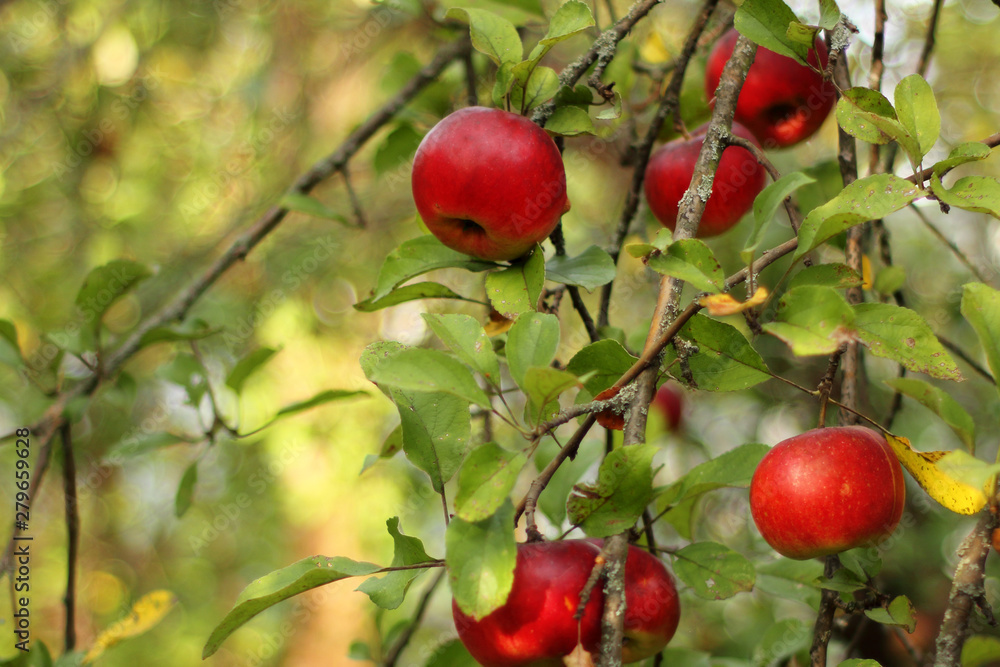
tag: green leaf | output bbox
[762,286,856,356]
[485,247,545,319]
[425,638,480,667]
[75,259,153,323]
[1,640,53,666]
[353,281,466,312]
[370,348,491,408]
[567,444,657,537]
[446,499,517,619]
[854,303,962,381]
[545,245,616,291]
[522,367,581,425]
[818,0,841,29]
[839,660,882,667]
[372,236,495,301]
[962,283,1000,390]
[864,595,917,632]
[137,318,216,348]
[595,90,623,120]
[356,518,434,610]
[374,123,423,176]
[836,88,906,146]
[423,313,502,387]
[672,542,755,600]
[673,314,772,390]
[493,61,516,108]
[815,567,869,593]
[281,193,350,224]
[931,142,993,176]
[174,462,198,518]
[203,556,381,658]
[873,265,906,295]
[658,444,770,507]
[535,0,594,49]
[511,65,560,112]
[795,174,925,261]
[962,635,1000,667]
[544,105,594,136]
[755,559,823,606]
[743,172,815,264]
[393,390,471,493]
[884,377,975,451]
[274,389,368,419]
[103,431,189,462]
[648,239,725,293]
[788,263,863,290]
[734,0,810,64]
[226,347,279,393]
[930,174,1000,219]
[360,424,403,474]
[445,8,523,66]
[455,443,527,522]
[566,339,637,395]
[505,312,560,389]
[752,619,810,667]
[895,74,940,162]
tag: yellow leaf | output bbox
[885,434,987,515]
[483,309,513,336]
[639,31,671,64]
[83,590,177,664]
[699,287,768,316]
[862,255,873,290]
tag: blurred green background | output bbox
[1,0,1000,665]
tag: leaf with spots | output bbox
[672,542,755,600]
[762,286,856,356]
[446,500,517,619]
[962,283,1000,395]
[648,238,725,293]
[930,173,1000,220]
[894,74,940,165]
[885,434,988,515]
[853,303,962,381]
[794,175,925,262]
[865,595,917,632]
[567,444,657,537]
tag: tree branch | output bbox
[61,421,78,652]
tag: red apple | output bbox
[652,383,684,432]
[585,540,681,663]
[452,540,604,666]
[749,426,906,560]
[705,29,836,148]
[411,106,570,261]
[643,122,766,237]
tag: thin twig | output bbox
[918,0,944,77]
[932,510,999,667]
[515,415,597,527]
[939,336,996,385]
[833,49,862,427]
[381,569,445,667]
[597,0,721,328]
[61,421,78,652]
[910,203,991,285]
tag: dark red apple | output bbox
[452,540,603,666]
[411,106,570,261]
[750,426,906,560]
[643,122,766,237]
[705,29,836,148]
[652,383,684,432]
[584,541,681,663]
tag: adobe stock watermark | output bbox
[188,439,307,556]
[221,234,340,352]
[52,69,163,180]
[179,106,298,221]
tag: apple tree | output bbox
[3,0,1000,666]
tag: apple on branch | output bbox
[705,28,837,148]
[643,122,766,237]
[749,426,906,560]
[411,106,571,262]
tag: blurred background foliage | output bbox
[1,0,999,665]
